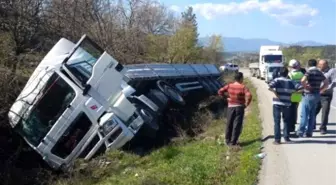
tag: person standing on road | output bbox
[297,59,329,137]
[287,59,304,133]
[218,72,252,146]
[315,59,336,134]
[268,67,302,144]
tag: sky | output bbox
[160,0,336,44]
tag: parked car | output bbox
[219,63,239,72]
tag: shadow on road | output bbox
[313,129,336,134]
[261,135,274,142]
[311,135,336,139]
[316,122,336,126]
[261,130,336,144]
[287,140,336,144]
[240,124,336,146]
[260,132,336,145]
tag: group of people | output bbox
[269,59,335,144]
[217,59,335,146]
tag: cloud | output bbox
[178,0,319,27]
[169,5,181,12]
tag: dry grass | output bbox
[52,79,262,185]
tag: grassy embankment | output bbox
[54,78,262,185]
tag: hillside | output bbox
[283,45,336,66]
[199,37,328,52]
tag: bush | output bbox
[0,68,52,185]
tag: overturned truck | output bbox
[8,35,224,170]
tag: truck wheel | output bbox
[157,81,185,106]
[134,103,159,136]
[146,89,169,111]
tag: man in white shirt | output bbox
[315,59,336,134]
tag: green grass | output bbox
[54,78,262,185]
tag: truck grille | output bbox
[108,127,123,143]
[79,135,99,158]
[79,134,106,158]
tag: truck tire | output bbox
[134,103,159,138]
[157,81,185,106]
[146,89,169,111]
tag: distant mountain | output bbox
[290,40,326,47]
[198,37,328,52]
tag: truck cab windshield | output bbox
[65,37,104,86]
[264,55,282,63]
[15,73,76,147]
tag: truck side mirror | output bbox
[83,84,91,96]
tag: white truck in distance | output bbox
[8,35,223,170]
[249,45,284,83]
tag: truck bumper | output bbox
[85,115,144,160]
[36,113,145,170]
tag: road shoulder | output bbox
[248,75,292,185]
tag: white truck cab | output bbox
[8,36,144,169]
[258,46,284,82]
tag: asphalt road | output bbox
[241,69,336,185]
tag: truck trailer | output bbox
[248,62,259,77]
[7,35,224,170]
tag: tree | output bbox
[166,6,202,63]
[0,0,47,72]
[181,6,198,44]
[144,34,169,62]
[167,26,201,63]
[202,35,224,63]
[168,27,200,63]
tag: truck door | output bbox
[63,36,134,121]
